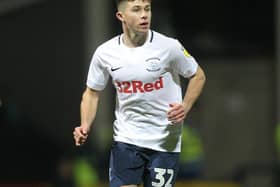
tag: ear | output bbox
[116,11,124,22]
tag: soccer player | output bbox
[73,0,206,186]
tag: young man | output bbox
[73,0,206,186]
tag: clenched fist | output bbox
[73,126,89,146]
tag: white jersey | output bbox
[87,30,198,152]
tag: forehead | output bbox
[128,0,151,3]
[122,0,151,7]
[123,0,151,3]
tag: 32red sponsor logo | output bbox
[115,77,163,93]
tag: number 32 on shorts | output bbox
[152,168,174,187]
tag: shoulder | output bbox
[152,31,176,42]
[95,35,121,54]
[151,31,181,49]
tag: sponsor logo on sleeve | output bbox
[181,46,191,57]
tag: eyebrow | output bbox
[131,4,150,8]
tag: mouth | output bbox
[139,22,149,28]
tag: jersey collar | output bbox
[118,30,154,47]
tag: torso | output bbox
[87,30,198,152]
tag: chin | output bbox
[137,28,149,34]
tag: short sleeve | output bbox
[170,40,198,78]
[86,50,109,90]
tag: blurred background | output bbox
[0,0,278,186]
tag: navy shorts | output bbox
[109,141,180,187]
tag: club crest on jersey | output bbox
[146,57,161,72]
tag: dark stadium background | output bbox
[0,0,278,187]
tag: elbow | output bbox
[200,69,206,83]
[196,66,206,84]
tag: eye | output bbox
[144,6,151,11]
[132,6,140,12]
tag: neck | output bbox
[122,28,149,47]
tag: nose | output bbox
[141,10,148,19]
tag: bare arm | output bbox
[73,87,100,146]
[168,65,206,123]
[182,65,206,114]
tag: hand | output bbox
[167,103,186,124]
[73,126,89,146]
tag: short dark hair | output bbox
[115,0,130,7]
[115,0,152,7]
